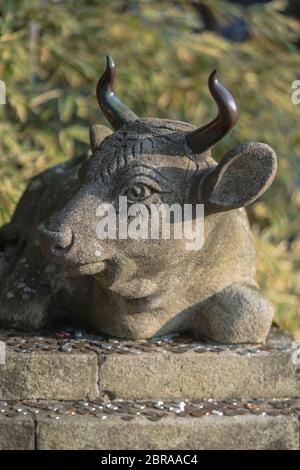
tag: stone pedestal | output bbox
[0,328,299,449]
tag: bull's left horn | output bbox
[96,55,138,130]
[186,70,239,154]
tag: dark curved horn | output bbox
[186,70,239,154]
[96,55,138,130]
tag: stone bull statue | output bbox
[0,56,277,343]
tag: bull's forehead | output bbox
[87,118,213,180]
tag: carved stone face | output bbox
[41,119,214,298]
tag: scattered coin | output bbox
[60,344,72,353]
[190,409,208,417]
[121,415,134,421]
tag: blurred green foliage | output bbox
[0,0,300,335]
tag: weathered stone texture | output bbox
[0,416,35,450]
[36,414,299,450]
[99,349,299,400]
[0,351,98,400]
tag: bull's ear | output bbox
[89,125,112,152]
[201,143,277,211]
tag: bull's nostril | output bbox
[42,225,74,255]
[56,229,73,249]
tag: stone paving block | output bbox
[0,351,98,400]
[36,414,299,450]
[99,348,299,400]
[0,415,34,450]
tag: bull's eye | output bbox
[122,184,154,202]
